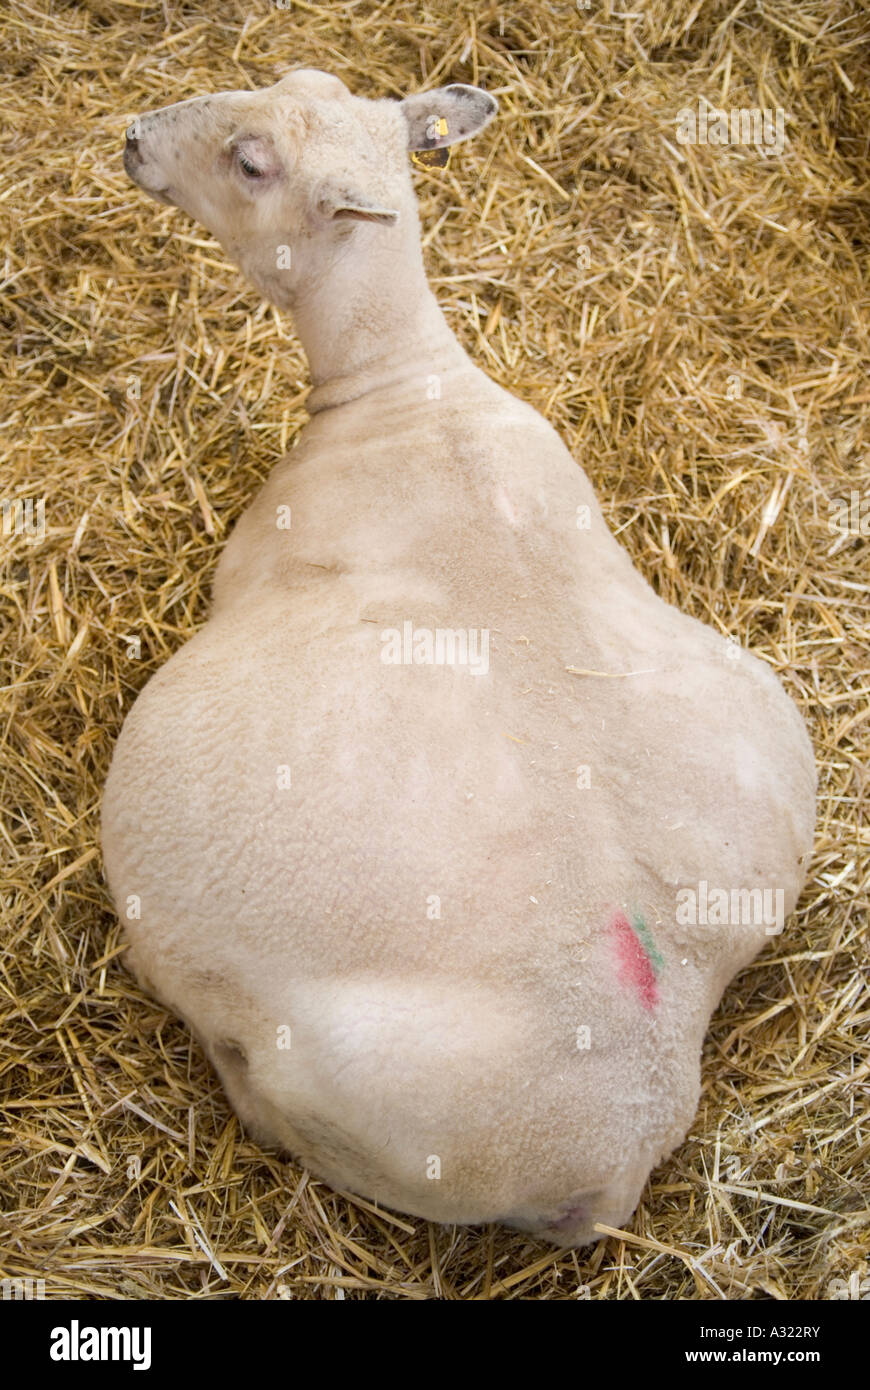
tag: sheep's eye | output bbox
[238,152,262,178]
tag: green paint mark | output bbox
[632,911,665,977]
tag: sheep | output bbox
[103,67,816,1247]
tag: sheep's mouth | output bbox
[127,170,175,206]
[131,179,175,207]
[123,145,175,204]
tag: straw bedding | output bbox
[1,0,868,1300]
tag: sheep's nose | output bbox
[124,125,143,173]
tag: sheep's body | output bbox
[103,70,815,1244]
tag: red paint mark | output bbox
[609,910,659,1009]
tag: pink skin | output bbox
[548,1201,590,1234]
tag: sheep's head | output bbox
[123,68,497,308]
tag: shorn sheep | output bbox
[103,68,815,1246]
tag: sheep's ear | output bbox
[400,84,498,152]
[316,179,399,225]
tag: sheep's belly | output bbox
[101,602,814,1239]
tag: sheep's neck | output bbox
[290,230,471,415]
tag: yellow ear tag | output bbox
[411,116,451,170]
